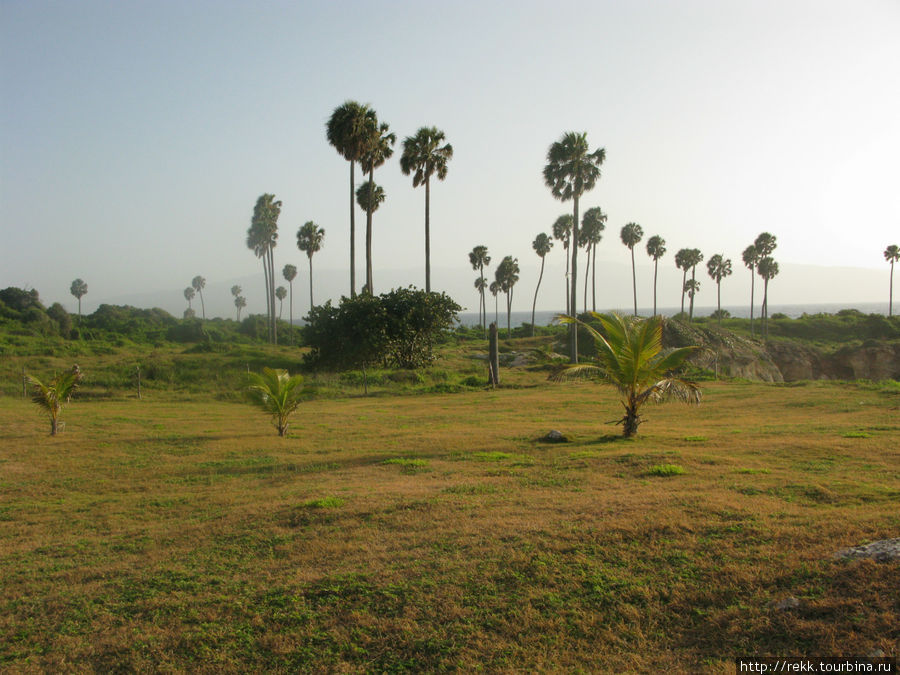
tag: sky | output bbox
[2,0,899,320]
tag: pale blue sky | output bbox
[2,0,899,318]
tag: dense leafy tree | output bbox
[543,132,605,362]
[70,278,88,324]
[327,100,377,297]
[553,313,700,437]
[468,245,491,335]
[552,214,574,313]
[191,275,206,319]
[645,235,666,316]
[297,221,325,310]
[282,265,297,344]
[495,255,520,338]
[531,233,553,336]
[245,368,305,437]
[885,244,899,317]
[400,127,453,292]
[581,207,606,312]
[27,364,83,436]
[620,223,644,315]
[742,244,761,337]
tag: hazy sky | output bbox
[2,0,899,318]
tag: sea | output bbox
[459,302,889,328]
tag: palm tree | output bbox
[297,221,325,310]
[231,284,242,299]
[706,254,733,324]
[684,278,701,322]
[247,193,282,344]
[468,245,491,335]
[674,249,691,315]
[754,232,777,258]
[552,214,574,313]
[884,244,899,317]
[399,126,453,292]
[474,277,487,329]
[326,101,376,297]
[495,256,520,338]
[620,223,644,315]
[757,256,779,340]
[489,280,501,326]
[27,364,83,436]
[354,181,386,293]
[275,286,287,319]
[69,278,88,324]
[682,249,704,320]
[245,367,305,437]
[581,207,606,312]
[531,233,553,336]
[742,244,760,337]
[183,286,195,311]
[282,265,297,344]
[359,118,396,294]
[543,132,606,362]
[645,236,666,316]
[234,295,247,321]
[553,313,700,438]
[191,275,206,320]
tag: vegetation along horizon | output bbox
[2,115,898,670]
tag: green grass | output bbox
[1,346,898,671]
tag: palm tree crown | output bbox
[70,278,88,324]
[400,126,453,293]
[553,313,700,437]
[707,254,733,323]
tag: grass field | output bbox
[2,372,899,671]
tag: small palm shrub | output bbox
[245,368,305,437]
[27,364,83,435]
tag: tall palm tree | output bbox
[69,278,88,324]
[754,232,777,258]
[757,256,779,340]
[544,132,605,363]
[327,101,376,297]
[552,214,574,313]
[620,223,644,315]
[581,207,606,312]
[553,313,700,438]
[247,193,282,344]
[354,181,386,294]
[245,367,305,437]
[359,118,396,294]
[884,244,899,317]
[674,249,691,315]
[275,286,287,319]
[282,265,297,344]
[183,286,195,310]
[685,278,700,322]
[400,126,453,292]
[468,245,491,336]
[27,364,83,436]
[234,295,247,321]
[681,248,704,320]
[191,275,206,320]
[531,233,554,336]
[474,276,487,329]
[645,236,666,316]
[495,256,519,338]
[706,254,733,324]
[297,221,325,310]
[742,244,760,337]
[489,280,501,326]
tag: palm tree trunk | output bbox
[890,261,894,317]
[762,278,769,340]
[262,255,272,342]
[592,242,598,312]
[308,255,314,310]
[199,290,205,320]
[425,177,431,293]
[288,281,293,346]
[689,267,696,322]
[749,266,756,337]
[494,294,498,325]
[269,248,277,345]
[350,161,356,298]
[480,264,486,337]
[569,196,580,363]
[583,245,590,315]
[564,245,570,318]
[532,256,546,338]
[366,167,374,294]
[506,290,512,338]
[630,247,637,316]
[653,259,658,316]
[680,270,687,315]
